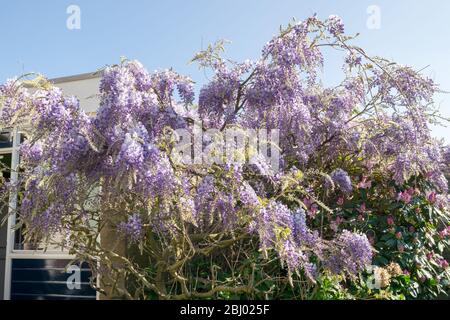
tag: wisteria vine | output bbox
[0,15,448,299]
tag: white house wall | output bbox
[53,76,101,114]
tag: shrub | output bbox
[0,15,448,299]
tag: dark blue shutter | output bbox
[11,259,96,300]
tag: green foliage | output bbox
[331,176,450,299]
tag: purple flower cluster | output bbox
[330,169,353,194]
[118,133,144,168]
[252,201,373,279]
[325,230,373,275]
[0,79,30,124]
[199,61,252,128]
[118,214,144,243]
[151,69,195,106]
[20,141,43,164]
[326,15,345,36]
[292,208,319,247]
[254,202,321,281]
[373,65,436,106]
[443,146,450,165]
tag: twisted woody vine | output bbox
[0,15,449,299]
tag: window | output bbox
[0,130,67,253]
[1,129,77,300]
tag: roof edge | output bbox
[50,71,103,84]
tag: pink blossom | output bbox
[357,176,372,189]
[398,191,412,204]
[308,203,318,218]
[302,198,318,218]
[438,228,448,239]
[387,216,395,226]
[337,197,344,206]
[395,232,402,239]
[427,191,437,204]
[357,202,367,213]
[303,197,313,208]
[331,216,344,232]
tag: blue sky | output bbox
[1,0,449,141]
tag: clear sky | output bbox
[1,0,449,141]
